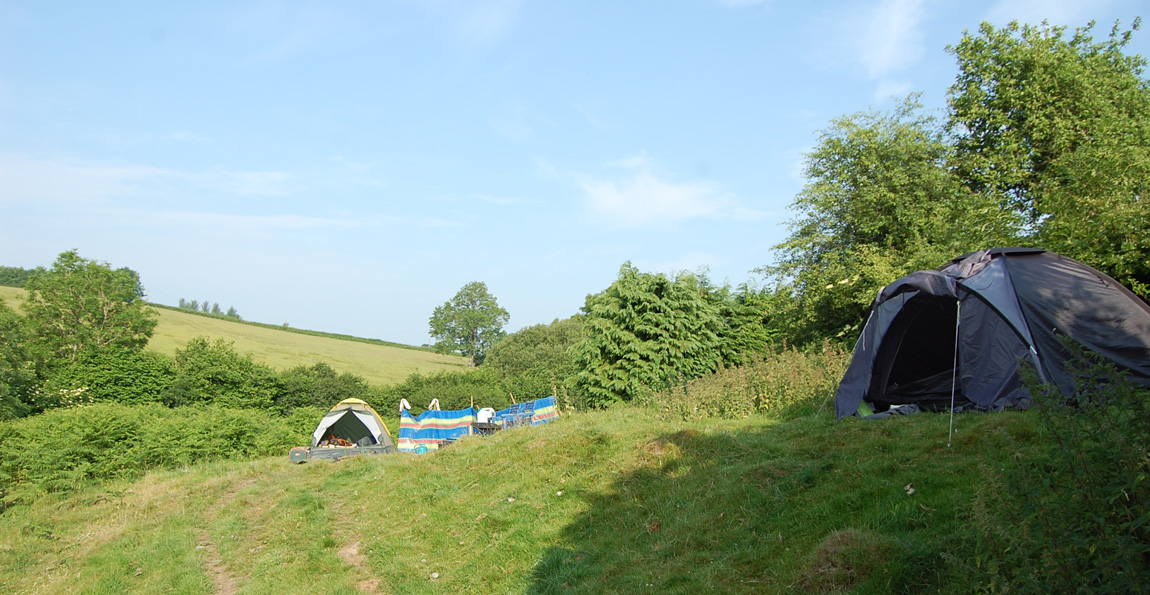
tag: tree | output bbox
[574,263,723,407]
[22,250,158,365]
[764,97,1018,345]
[948,19,1150,296]
[486,316,586,400]
[0,299,34,419]
[429,281,509,367]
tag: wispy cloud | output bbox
[580,152,737,226]
[147,211,368,231]
[0,154,170,204]
[227,2,348,65]
[858,0,926,79]
[409,0,524,43]
[582,172,724,226]
[825,0,927,101]
[0,154,295,204]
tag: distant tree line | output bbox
[0,266,32,288]
[177,298,242,320]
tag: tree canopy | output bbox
[22,250,158,365]
[429,281,510,367]
[948,19,1150,296]
[766,19,1150,345]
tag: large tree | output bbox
[766,97,1018,345]
[948,19,1150,297]
[429,281,509,367]
[22,250,158,366]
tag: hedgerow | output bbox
[0,403,321,509]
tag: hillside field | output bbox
[0,406,1042,594]
[0,286,467,386]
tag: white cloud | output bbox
[409,0,524,43]
[147,211,365,231]
[987,0,1109,28]
[0,154,296,204]
[581,171,728,226]
[858,0,926,79]
[822,0,927,100]
[0,154,170,204]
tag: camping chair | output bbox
[502,401,535,429]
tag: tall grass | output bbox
[641,342,851,420]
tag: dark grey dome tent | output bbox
[836,248,1150,420]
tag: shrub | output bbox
[162,337,278,409]
[641,342,850,420]
[0,403,322,508]
[275,362,377,412]
[970,351,1150,593]
[37,348,175,408]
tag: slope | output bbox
[0,286,467,386]
[0,406,1043,594]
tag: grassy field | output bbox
[0,287,467,386]
[0,406,1042,594]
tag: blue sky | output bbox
[2,0,1147,346]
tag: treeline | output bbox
[0,266,32,288]
[177,297,242,319]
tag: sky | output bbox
[2,0,1148,346]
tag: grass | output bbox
[0,406,1046,594]
[0,287,467,386]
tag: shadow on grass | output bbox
[527,418,965,594]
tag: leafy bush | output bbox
[969,352,1150,593]
[275,362,380,411]
[574,264,724,407]
[37,348,175,408]
[0,403,321,508]
[641,342,850,420]
[162,337,278,409]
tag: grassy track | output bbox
[0,407,1042,593]
[0,287,467,386]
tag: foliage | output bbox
[429,281,510,366]
[486,316,586,402]
[36,348,175,410]
[641,342,851,421]
[0,403,320,506]
[969,352,1150,593]
[22,250,158,366]
[275,362,379,412]
[948,19,1150,297]
[162,337,278,409]
[0,300,34,420]
[765,97,1018,346]
[574,263,724,407]
[0,266,32,288]
[378,367,509,413]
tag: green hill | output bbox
[0,407,1042,593]
[0,286,467,386]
